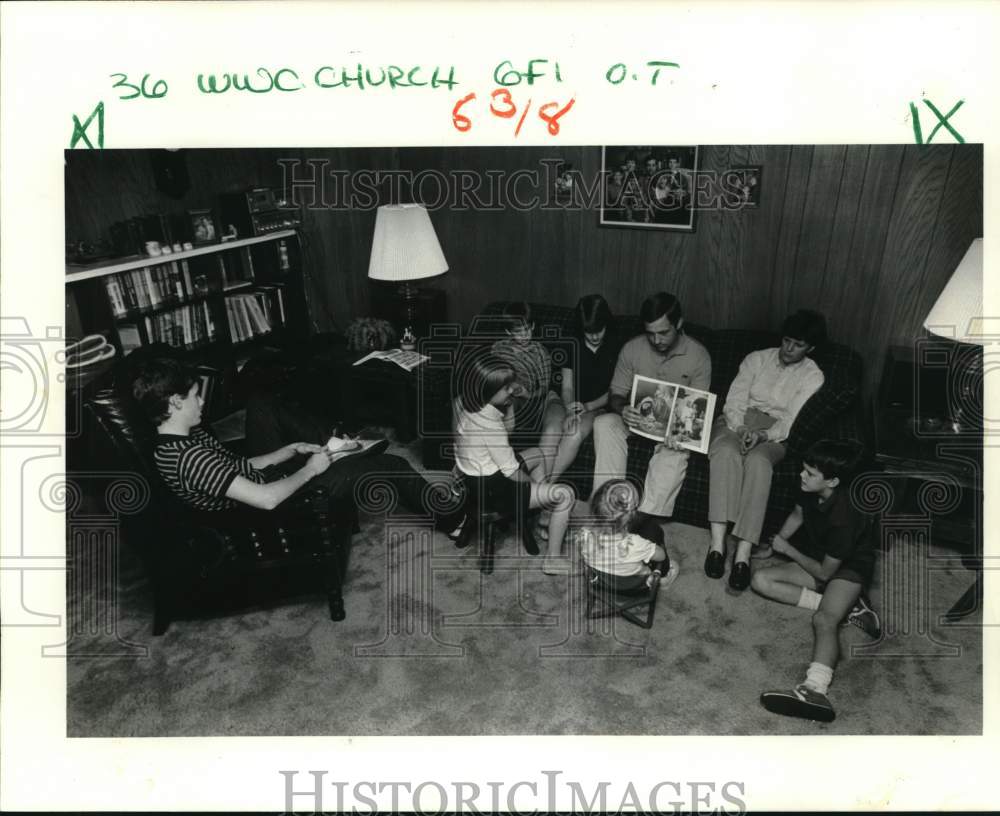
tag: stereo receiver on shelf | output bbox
[219,188,302,238]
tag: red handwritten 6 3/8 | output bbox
[452,89,575,136]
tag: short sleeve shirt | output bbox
[492,338,553,395]
[609,333,712,396]
[799,488,875,582]
[573,334,622,404]
[578,529,657,577]
[155,426,265,512]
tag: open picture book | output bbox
[353,348,430,371]
[626,374,717,454]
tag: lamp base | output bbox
[398,282,421,329]
[370,283,447,340]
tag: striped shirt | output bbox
[492,338,553,397]
[154,426,265,512]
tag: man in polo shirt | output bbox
[591,291,712,522]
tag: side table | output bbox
[313,350,449,452]
[872,401,983,620]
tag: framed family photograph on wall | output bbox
[600,145,699,231]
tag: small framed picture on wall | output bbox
[600,145,699,232]
[188,209,218,245]
[725,165,763,209]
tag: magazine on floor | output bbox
[353,348,430,371]
[626,374,717,454]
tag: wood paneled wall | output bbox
[66,144,982,398]
[397,144,982,398]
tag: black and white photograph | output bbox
[668,385,715,453]
[726,165,763,209]
[627,375,677,441]
[626,374,716,454]
[59,143,984,744]
[5,5,998,809]
[600,145,698,230]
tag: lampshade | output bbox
[368,203,448,283]
[924,237,984,345]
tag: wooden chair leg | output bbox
[327,592,346,622]
[150,577,172,636]
[151,599,171,636]
[480,520,496,575]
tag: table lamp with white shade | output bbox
[924,237,984,345]
[367,203,449,335]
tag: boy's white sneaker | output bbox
[843,592,882,640]
[760,683,836,723]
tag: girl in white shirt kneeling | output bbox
[453,352,576,575]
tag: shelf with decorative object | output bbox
[66,230,306,359]
[65,230,298,283]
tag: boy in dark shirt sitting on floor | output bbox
[132,356,462,528]
[752,438,882,723]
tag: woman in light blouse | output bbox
[705,310,827,591]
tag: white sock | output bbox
[803,662,834,695]
[797,587,822,611]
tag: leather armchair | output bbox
[81,366,356,635]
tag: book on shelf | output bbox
[116,323,142,355]
[139,302,217,349]
[353,348,430,372]
[180,260,193,298]
[104,277,128,318]
[255,284,286,323]
[223,286,287,343]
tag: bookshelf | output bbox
[66,230,304,360]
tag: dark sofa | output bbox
[420,301,866,539]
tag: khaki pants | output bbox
[707,417,786,545]
[592,412,689,516]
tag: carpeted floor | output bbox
[67,437,982,737]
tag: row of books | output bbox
[116,301,219,355]
[225,286,286,344]
[104,260,199,316]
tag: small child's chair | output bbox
[453,475,542,574]
[584,566,661,629]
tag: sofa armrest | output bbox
[785,382,864,456]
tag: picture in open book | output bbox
[626,374,717,454]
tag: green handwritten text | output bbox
[197,68,304,94]
[312,64,457,90]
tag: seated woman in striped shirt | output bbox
[132,357,462,530]
[705,310,828,592]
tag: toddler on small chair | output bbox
[577,479,678,593]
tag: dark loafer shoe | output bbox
[704,549,726,579]
[729,560,751,591]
